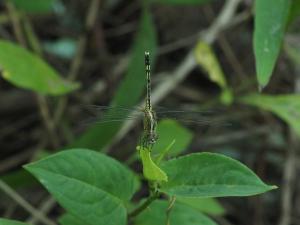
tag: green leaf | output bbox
[59,214,86,225]
[134,200,217,225]
[194,41,233,104]
[151,0,213,5]
[138,147,168,182]
[73,9,157,151]
[0,40,79,95]
[194,42,227,89]
[152,119,193,157]
[160,153,276,197]
[176,197,225,216]
[8,0,61,13]
[0,219,29,225]
[24,149,140,225]
[240,94,300,137]
[254,0,291,88]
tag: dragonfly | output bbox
[82,52,228,148]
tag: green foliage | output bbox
[138,146,168,181]
[0,40,79,95]
[241,94,300,137]
[8,0,60,13]
[194,41,233,104]
[73,9,157,151]
[254,0,291,88]
[0,219,29,225]
[152,119,193,157]
[160,153,276,197]
[0,1,283,224]
[24,149,139,225]
[134,200,217,225]
[176,197,225,216]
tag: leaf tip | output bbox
[269,185,278,190]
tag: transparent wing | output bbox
[79,105,144,125]
[80,105,230,126]
[155,107,231,126]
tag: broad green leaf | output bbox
[138,146,168,182]
[160,153,276,197]
[0,40,79,95]
[73,9,157,151]
[134,200,217,225]
[194,41,233,104]
[240,94,300,137]
[254,0,291,88]
[152,119,193,157]
[0,219,29,225]
[8,0,61,13]
[24,149,140,225]
[177,197,225,216]
[59,214,86,225]
[151,0,213,5]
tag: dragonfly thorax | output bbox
[142,108,158,147]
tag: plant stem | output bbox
[166,196,176,225]
[128,192,159,218]
[53,0,101,125]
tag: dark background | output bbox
[0,0,300,225]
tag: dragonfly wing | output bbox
[155,109,230,126]
[80,105,144,125]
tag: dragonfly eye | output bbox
[149,137,156,144]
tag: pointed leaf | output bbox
[0,40,79,95]
[134,200,217,225]
[139,147,168,182]
[160,153,276,197]
[194,41,233,104]
[254,0,291,88]
[24,149,140,225]
[241,94,300,137]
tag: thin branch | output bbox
[128,193,159,218]
[166,196,176,225]
[113,0,243,147]
[278,60,300,225]
[53,0,101,125]
[0,180,56,225]
[26,196,56,224]
[5,2,26,46]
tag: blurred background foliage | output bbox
[0,0,300,225]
